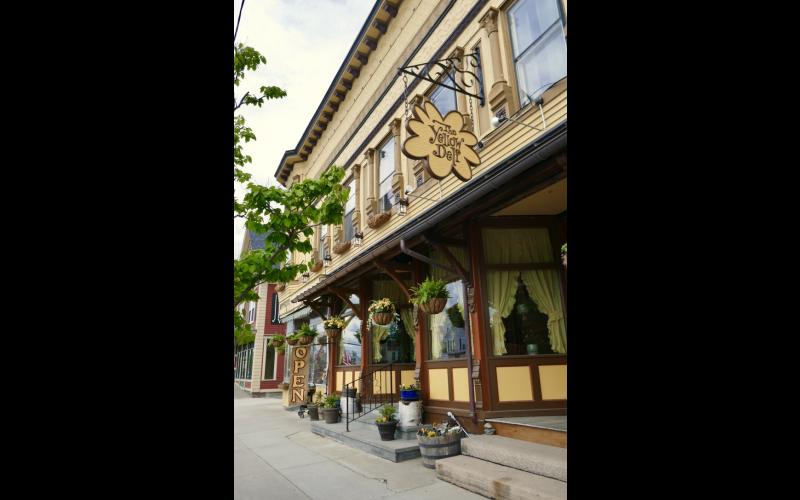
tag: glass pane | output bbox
[264,343,276,379]
[319,226,328,260]
[379,137,395,181]
[430,82,457,116]
[345,180,355,213]
[344,210,354,241]
[509,0,560,56]
[501,276,554,355]
[428,280,469,360]
[515,23,567,103]
[309,321,327,387]
[379,176,394,213]
[339,314,362,365]
[374,316,414,364]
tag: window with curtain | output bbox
[343,178,355,241]
[378,137,395,213]
[429,72,457,115]
[372,280,415,364]
[427,246,470,361]
[508,0,567,106]
[338,299,362,366]
[482,227,566,356]
[427,279,468,361]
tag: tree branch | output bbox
[233,92,250,112]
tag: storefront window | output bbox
[483,227,566,356]
[339,312,362,365]
[428,280,469,360]
[373,315,414,364]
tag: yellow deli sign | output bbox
[402,101,481,181]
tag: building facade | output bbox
[235,231,288,397]
[275,0,566,432]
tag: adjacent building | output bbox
[235,230,287,397]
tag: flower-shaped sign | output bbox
[402,101,480,181]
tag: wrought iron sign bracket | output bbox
[398,52,484,106]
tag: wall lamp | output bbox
[323,254,332,267]
[353,230,363,247]
[491,95,547,131]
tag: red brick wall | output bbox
[262,283,287,335]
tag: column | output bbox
[479,7,513,117]
[390,119,404,201]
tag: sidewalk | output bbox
[234,395,484,500]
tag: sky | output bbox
[234,0,375,258]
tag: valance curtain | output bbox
[482,228,566,355]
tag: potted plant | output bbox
[561,243,567,268]
[375,404,398,441]
[269,335,285,348]
[275,282,286,292]
[399,383,420,402]
[295,323,317,345]
[323,316,346,337]
[310,258,323,273]
[410,277,450,314]
[417,422,464,469]
[321,394,341,424]
[307,392,322,421]
[286,333,300,346]
[368,298,396,326]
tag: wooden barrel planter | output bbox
[419,298,447,315]
[372,312,394,325]
[417,433,462,469]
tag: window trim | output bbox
[376,133,396,214]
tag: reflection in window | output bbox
[339,313,362,366]
[429,72,457,116]
[428,280,468,360]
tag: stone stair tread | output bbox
[436,455,566,500]
[462,434,567,482]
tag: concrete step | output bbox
[310,419,420,462]
[462,434,567,482]
[436,455,567,500]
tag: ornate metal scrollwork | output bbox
[398,52,484,106]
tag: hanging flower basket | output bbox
[372,312,394,325]
[275,283,286,292]
[419,297,447,315]
[326,329,341,338]
[269,336,285,348]
[298,335,313,345]
[286,337,299,346]
[310,261,323,273]
[333,240,351,254]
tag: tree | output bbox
[233,1,347,346]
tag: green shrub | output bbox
[409,277,450,305]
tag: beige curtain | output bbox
[485,272,516,355]
[400,307,415,346]
[372,324,390,362]
[483,228,566,355]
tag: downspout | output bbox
[400,239,477,424]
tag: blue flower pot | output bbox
[400,389,420,401]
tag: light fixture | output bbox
[323,254,332,267]
[398,197,408,216]
[301,272,310,283]
[353,230,363,247]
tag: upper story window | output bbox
[429,72,457,116]
[319,224,329,261]
[378,137,395,213]
[508,0,567,105]
[248,302,256,323]
[271,293,280,324]
[343,178,355,241]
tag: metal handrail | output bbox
[344,363,394,432]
